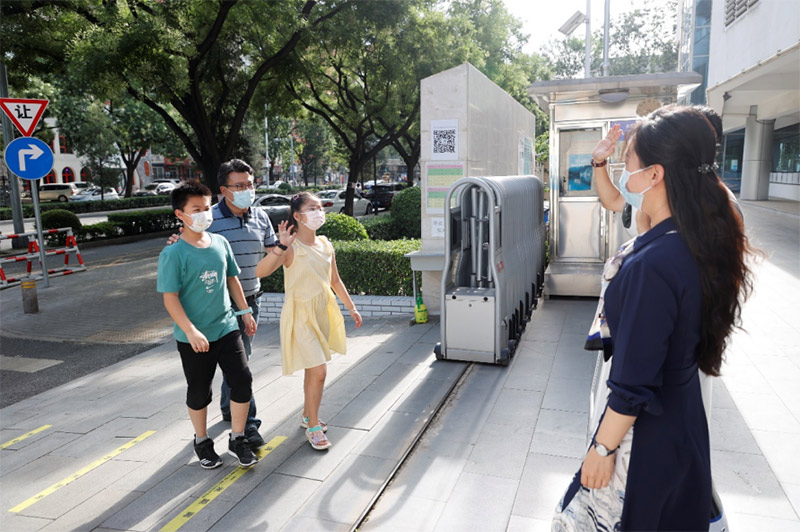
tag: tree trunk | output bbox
[198,155,222,200]
[344,156,366,216]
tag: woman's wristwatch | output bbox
[593,441,618,456]
[276,243,288,250]
[591,159,608,168]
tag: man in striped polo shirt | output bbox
[210,159,276,449]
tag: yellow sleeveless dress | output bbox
[280,235,346,375]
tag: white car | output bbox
[68,187,120,202]
[317,189,373,216]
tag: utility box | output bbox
[407,63,537,315]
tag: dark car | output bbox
[252,194,291,229]
[365,183,407,210]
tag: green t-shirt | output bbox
[157,233,241,343]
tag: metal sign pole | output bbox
[30,179,49,287]
[0,63,26,249]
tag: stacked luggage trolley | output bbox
[435,175,546,365]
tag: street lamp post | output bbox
[558,2,592,78]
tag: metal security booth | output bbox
[435,175,546,365]
[529,72,703,297]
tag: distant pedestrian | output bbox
[157,180,259,469]
[553,106,755,531]
[255,192,362,450]
[167,159,276,450]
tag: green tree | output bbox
[296,118,334,187]
[544,0,678,79]
[2,0,353,194]
[54,97,119,199]
[286,1,428,214]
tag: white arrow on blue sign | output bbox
[4,137,54,180]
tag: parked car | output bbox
[252,194,292,229]
[152,178,181,186]
[155,182,176,195]
[363,182,407,210]
[38,183,79,202]
[317,189,373,215]
[134,183,159,196]
[74,181,91,191]
[68,187,120,202]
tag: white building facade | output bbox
[705,0,800,201]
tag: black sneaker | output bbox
[194,437,222,469]
[245,429,265,450]
[228,435,258,467]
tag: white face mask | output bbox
[182,210,213,233]
[618,165,654,210]
[300,210,326,231]
[230,188,255,209]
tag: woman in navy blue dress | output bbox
[553,106,755,531]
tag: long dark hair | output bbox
[288,192,318,231]
[632,105,755,376]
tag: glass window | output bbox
[722,129,744,192]
[695,0,712,26]
[62,167,75,183]
[690,56,709,105]
[558,128,602,197]
[693,26,710,56]
[772,124,800,173]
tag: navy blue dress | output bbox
[565,218,712,531]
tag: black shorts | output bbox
[177,330,252,410]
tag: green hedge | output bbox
[361,215,397,240]
[261,238,421,296]
[41,209,82,232]
[317,213,368,241]
[107,208,180,236]
[0,195,171,220]
[390,186,421,239]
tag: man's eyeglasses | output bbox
[225,182,255,191]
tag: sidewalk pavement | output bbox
[1,200,797,531]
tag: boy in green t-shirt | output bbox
[157,181,259,468]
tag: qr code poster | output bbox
[431,119,458,161]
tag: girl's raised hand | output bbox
[592,123,623,164]
[278,220,296,247]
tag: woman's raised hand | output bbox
[278,220,296,247]
[592,124,623,164]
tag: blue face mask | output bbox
[618,165,654,210]
[231,188,256,209]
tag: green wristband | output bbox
[234,308,253,316]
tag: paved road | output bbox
[0,236,170,407]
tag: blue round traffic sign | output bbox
[4,137,54,180]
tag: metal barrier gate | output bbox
[435,175,546,365]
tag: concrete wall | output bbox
[708,0,800,88]
[419,63,536,313]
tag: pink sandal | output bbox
[306,426,331,450]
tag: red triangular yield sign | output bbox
[0,98,49,137]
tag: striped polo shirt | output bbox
[209,199,276,297]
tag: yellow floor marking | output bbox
[0,425,52,450]
[9,430,156,513]
[160,436,287,532]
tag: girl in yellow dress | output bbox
[255,192,362,450]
